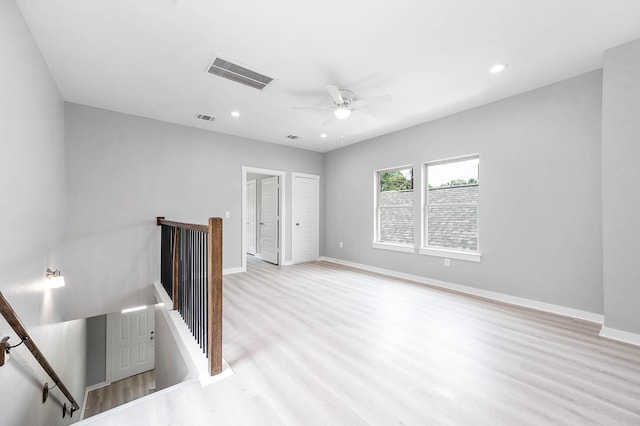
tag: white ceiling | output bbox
[16,0,640,152]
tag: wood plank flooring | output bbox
[83,370,156,419]
[85,257,640,425]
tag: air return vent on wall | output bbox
[195,113,216,122]
[208,57,273,90]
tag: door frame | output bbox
[241,166,287,271]
[292,172,320,264]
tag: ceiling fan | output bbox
[295,85,391,124]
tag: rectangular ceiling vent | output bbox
[208,57,273,91]
[286,135,300,140]
[195,113,216,122]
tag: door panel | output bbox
[107,306,155,382]
[246,180,257,255]
[293,174,319,263]
[261,176,279,264]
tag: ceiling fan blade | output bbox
[293,105,333,110]
[322,112,338,126]
[350,94,392,108]
[325,85,344,105]
[354,109,377,123]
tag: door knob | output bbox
[296,223,300,226]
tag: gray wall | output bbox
[154,304,193,391]
[0,0,65,324]
[63,104,324,320]
[0,2,86,425]
[602,39,640,333]
[324,70,604,314]
[86,314,107,386]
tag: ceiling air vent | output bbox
[208,57,273,91]
[286,135,300,140]
[195,113,216,122]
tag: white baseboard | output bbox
[319,256,604,324]
[80,382,110,419]
[599,326,640,346]
[223,267,245,275]
[281,260,294,266]
[86,381,110,392]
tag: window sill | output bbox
[419,247,481,262]
[372,242,415,253]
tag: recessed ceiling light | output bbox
[490,63,508,74]
[320,133,327,138]
[230,111,240,117]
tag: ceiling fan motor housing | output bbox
[337,89,354,107]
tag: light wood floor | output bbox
[86,257,640,425]
[83,370,155,419]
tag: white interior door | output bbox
[292,173,320,263]
[246,180,257,255]
[106,306,155,383]
[261,176,279,264]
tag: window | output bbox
[422,156,480,262]
[373,166,414,252]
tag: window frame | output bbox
[420,154,481,263]
[372,164,416,253]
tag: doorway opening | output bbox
[241,167,287,270]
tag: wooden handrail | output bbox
[157,217,208,233]
[0,292,80,411]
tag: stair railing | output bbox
[156,217,223,375]
[0,292,80,418]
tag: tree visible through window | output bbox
[376,167,414,245]
[425,157,479,251]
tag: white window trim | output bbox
[419,247,481,262]
[422,154,481,262]
[372,242,416,253]
[373,164,416,249]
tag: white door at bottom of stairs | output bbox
[107,305,155,383]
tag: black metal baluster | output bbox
[204,239,208,356]
[190,229,195,334]
[198,231,203,349]
[201,230,206,351]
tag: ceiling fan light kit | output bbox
[334,107,352,120]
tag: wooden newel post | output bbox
[208,217,223,375]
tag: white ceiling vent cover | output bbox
[208,57,274,90]
[195,113,216,122]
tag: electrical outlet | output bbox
[225,211,230,218]
[444,258,451,267]
[339,241,343,248]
